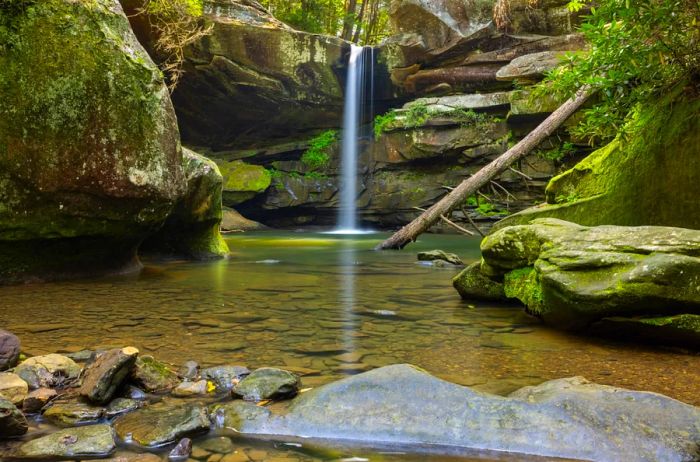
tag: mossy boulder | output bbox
[497,95,700,230]
[218,160,272,206]
[456,219,700,338]
[129,356,181,393]
[142,149,229,259]
[452,262,507,301]
[591,314,700,349]
[18,424,116,458]
[0,0,185,284]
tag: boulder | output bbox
[219,364,700,462]
[221,208,267,232]
[18,424,116,458]
[169,437,192,460]
[201,365,250,392]
[0,397,28,438]
[453,262,507,301]
[80,347,139,404]
[0,330,20,370]
[142,149,229,259]
[172,380,209,397]
[113,403,210,447]
[458,219,700,331]
[218,160,272,206]
[0,0,185,284]
[496,51,567,83]
[130,356,181,393]
[0,373,28,405]
[232,367,300,402]
[42,399,106,426]
[417,250,464,266]
[15,354,81,389]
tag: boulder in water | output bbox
[113,402,210,447]
[0,397,28,439]
[18,424,116,458]
[232,367,300,402]
[129,356,181,393]
[80,347,139,404]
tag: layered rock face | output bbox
[0,0,185,283]
[453,219,700,346]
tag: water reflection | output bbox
[339,237,357,368]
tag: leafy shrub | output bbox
[301,130,337,170]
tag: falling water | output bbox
[336,45,374,233]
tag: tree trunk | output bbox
[352,0,368,43]
[375,86,593,250]
[342,0,358,41]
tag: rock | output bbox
[113,402,210,447]
[232,368,300,402]
[141,149,229,259]
[23,388,57,413]
[504,0,589,35]
[18,424,116,458]
[15,354,81,389]
[496,51,567,83]
[228,364,700,462]
[0,330,20,370]
[0,0,185,284]
[172,380,209,397]
[80,347,139,404]
[0,372,28,405]
[591,314,700,349]
[105,397,143,418]
[453,262,507,301]
[212,401,271,433]
[465,218,700,331]
[221,208,267,232]
[130,356,181,393]
[169,437,192,460]
[198,436,234,454]
[179,361,200,381]
[405,92,512,113]
[0,397,28,438]
[201,366,250,392]
[42,398,106,426]
[218,160,272,206]
[417,250,464,266]
[123,385,149,400]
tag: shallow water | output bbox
[2,231,699,461]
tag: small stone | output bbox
[106,397,143,418]
[42,398,105,426]
[198,437,234,454]
[169,437,192,460]
[201,366,250,392]
[417,250,464,266]
[18,424,116,458]
[130,356,181,393]
[0,397,28,438]
[0,330,20,371]
[179,361,199,380]
[15,354,81,389]
[172,380,209,397]
[23,387,57,413]
[0,372,28,405]
[124,385,148,400]
[232,368,300,402]
[81,347,139,404]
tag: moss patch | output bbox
[503,267,545,316]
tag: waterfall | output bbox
[335,45,374,233]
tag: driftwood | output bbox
[375,86,593,250]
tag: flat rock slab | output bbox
[18,424,115,458]
[113,402,210,447]
[218,364,700,462]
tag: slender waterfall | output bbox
[336,45,374,233]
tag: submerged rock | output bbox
[0,372,28,405]
[417,250,464,266]
[18,424,116,458]
[225,364,700,462]
[169,437,192,460]
[15,354,81,389]
[0,330,20,371]
[80,347,139,404]
[0,397,28,438]
[0,0,185,284]
[232,367,300,402]
[130,356,181,393]
[113,402,210,447]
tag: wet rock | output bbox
[172,380,209,397]
[179,361,200,381]
[130,356,181,393]
[42,398,106,426]
[417,250,464,266]
[453,262,507,301]
[124,385,149,400]
[591,314,700,350]
[221,208,267,232]
[0,330,20,371]
[0,372,28,405]
[231,364,700,462]
[232,368,300,402]
[496,51,568,83]
[23,388,57,413]
[15,354,81,389]
[106,397,143,418]
[212,401,271,433]
[18,424,116,458]
[65,349,97,363]
[201,366,250,392]
[169,437,192,460]
[113,402,210,447]
[0,397,28,438]
[198,436,234,454]
[81,346,139,404]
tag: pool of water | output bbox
[2,231,699,461]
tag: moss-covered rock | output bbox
[18,424,116,458]
[218,160,272,206]
[452,262,507,301]
[142,149,229,259]
[591,314,700,349]
[130,356,181,393]
[497,95,700,230]
[0,0,185,284]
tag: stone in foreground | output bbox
[0,397,28,438]
[232,368,300,402]
[129,356,181,393]
[42,399,106,427]
[0,372,28,405]
[219,364,700,462]
[18,424,116,458]
[113,402,210,447]
[15,354,81,389]
[80,347,139,404]
[0,330,20,371]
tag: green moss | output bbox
[301,130,336,171]
[503,267,545,316]
[218,161,272,194]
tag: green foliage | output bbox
[374,106,493,138]
[301,130,337,171]
[373,111,398,138]
[537,142,576,162]
[304,171,327,180]
[537,0,700,144]
[555,192,580,204]
[566,0,586,12]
